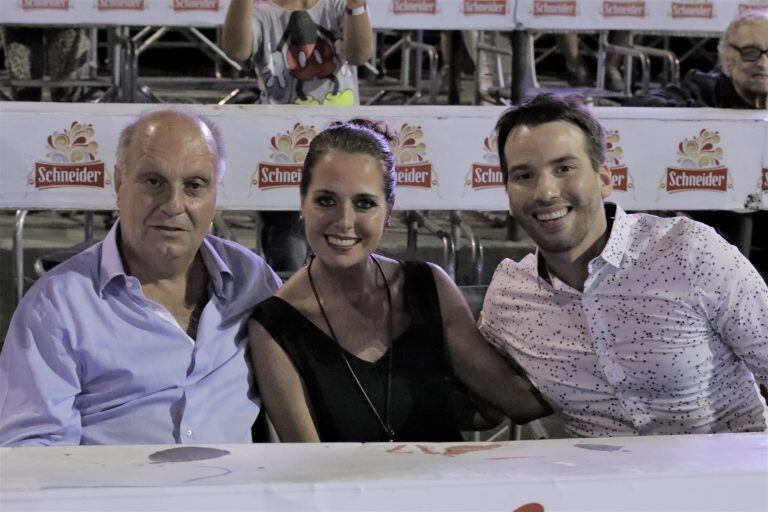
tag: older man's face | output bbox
[115,114,218,270]
[725,19,768,105]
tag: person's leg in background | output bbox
[47,28,90,102]
[260,211,309,274]
[2,27,44,101]
[555,33,591,87]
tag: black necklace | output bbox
[307,254,395,441]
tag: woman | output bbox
[223,0,372,273]
[250,121,550,442]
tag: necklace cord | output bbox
[307,254,395,441]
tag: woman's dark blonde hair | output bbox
[301,119,396,205]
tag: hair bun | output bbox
[346,118,394,143]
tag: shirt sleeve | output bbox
[696,230,768,387]
[0,291,82,446]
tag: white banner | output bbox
[514,0,768,33]
[0,102,765,211]
[0,0,518,29]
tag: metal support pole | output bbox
[510,31,537,104]
[13,210,29,305]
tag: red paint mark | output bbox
[416,444,441,455]
[514,504,545,512]
[386,444,407,453]
[442,443,503,457]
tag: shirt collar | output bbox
[98,220,127,294]
[599,203,631,269]
[98,220,234,300]
[536,202,629,284]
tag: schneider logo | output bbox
[663,129,730,193]
[605,130,633,192]
[533,0,577,15]
[467,131,503,190]
[665,168,728,192]
[392,0,437,14]
[33,122,107,190]
[464,0,507,15]
[671,2,713,18]
[603,1,646,17]
[739,3,768,15]
[22,0,68,9]
[392,123,435,189]
[97,0,145,9]
[173,0,219,11]
[254,124,315,190]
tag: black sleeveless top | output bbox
[251,261,463,442]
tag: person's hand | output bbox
[346,0,366,8]
[264,41,287,89]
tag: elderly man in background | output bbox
[0,110,280,446]
[626,10,768,274]
[627,10,768,109]
[480,94,768,438]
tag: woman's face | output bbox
[301,149,392,271]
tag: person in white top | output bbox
[479,93,768,438]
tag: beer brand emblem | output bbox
[739,3,768,15]
[31,122,109,190]
[97,0,145,10]
[253,124,315,190]
[391,124,436,189]
[466,130,503,191]
[663,129,730,193]
[602,1,646,17]
[392,0,437,14]
[173,0,219,11]
[670,1,714,18]
[605,130,633,192]
[463,0,507,15]
[22,0,69,9]
[533,0,577,16]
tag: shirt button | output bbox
[186,428,193,437]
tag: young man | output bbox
[479,94,768,437]
[0,110,280,445]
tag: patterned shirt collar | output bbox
[537,202,629,284]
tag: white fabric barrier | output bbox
[0,0,518,29]
[1,102,766,211]
[514,0,768,33]
[2,433,767,511]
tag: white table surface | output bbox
[2,433,767,511]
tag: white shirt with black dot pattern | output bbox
[479,204,768,437]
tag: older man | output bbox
[480,94,768,438]
[0,110,280,446]
[626,11,768,109]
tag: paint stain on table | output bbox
[148,447,230,463]
[574,443,623,452]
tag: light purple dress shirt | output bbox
[0,222,280,446]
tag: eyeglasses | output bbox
[729,44,768,62]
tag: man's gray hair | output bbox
[115,109,226,181]
[718,10,768,72]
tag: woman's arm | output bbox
[428,264,552,425]
[249,319,321,442]
[342,0,373,65]
[222,0,255,62]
